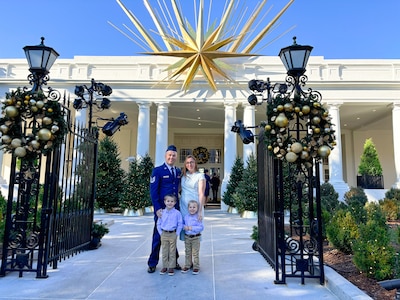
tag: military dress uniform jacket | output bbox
[150,163,181,214]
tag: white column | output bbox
[242,103,256,165]
[392,102,400,188]
[155,102,170,166]
[221,101,238,211]
[327,103,349,201]
[136,102,151,159]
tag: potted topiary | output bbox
[357,138,384,189]
[89,222,109,250]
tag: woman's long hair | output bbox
[182,155,198,177]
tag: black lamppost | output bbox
[73,78,128,135]
[23,37,59,92]
[234,37,336,285]
[73,78,113,132]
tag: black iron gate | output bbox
[255,130,325,285]
[0,94,97,278]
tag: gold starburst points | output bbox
[114,0,294,92]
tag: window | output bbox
[208,149,221,164]
[179,148,192,163]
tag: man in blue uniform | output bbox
[147,145,182,273]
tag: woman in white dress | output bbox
[180,155,206,221]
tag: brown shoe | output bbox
[159,268,167,275]
[168,268,174,276]
[181,267,189,273]
[192,268,199,275]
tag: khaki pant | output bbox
[184,235,201,269]
[161,231,177,269]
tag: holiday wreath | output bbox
[193,146,209,164]
[264,89,336,165]
[0,87,68,161]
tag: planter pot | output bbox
[123,208,145,216]
[357,175,384,189]
[145,206,154,213]
[240,210,257,219]
[227,206,238,214]
[89,237,102,250]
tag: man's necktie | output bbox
[171,167,175,179]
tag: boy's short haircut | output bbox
[164,194,177,202]
[188,200,198,207]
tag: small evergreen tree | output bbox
[222,156,244,207]
[96,136,125,211]
[320,182,339,214]
[358,138,383,176]
[138,154,154,208]
[232,154,258,213]
[122,154,154,210]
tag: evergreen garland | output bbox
[222,156,244,207]
[96,136,125,211]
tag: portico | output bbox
[0,55,399,201]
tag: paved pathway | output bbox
[0,209,372,299]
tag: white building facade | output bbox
[0,55,399,205]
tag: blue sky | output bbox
[1,0,399,60]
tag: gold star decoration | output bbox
[113,0,294,92]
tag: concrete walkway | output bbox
[0,209,372,300]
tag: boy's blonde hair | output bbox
[188,200,198,208]
[164,194,177,203]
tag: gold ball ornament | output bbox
[312,116,321,124]
[313,102,320,108]
[42,117,53,125]
[1,135,11,144]
[0,125,9,134]
[313,128,321,134]
[25,95,30,101]
[11,138,22,148]
[274,113,289,128]
[30,140,40,150]
[277,105,284,112]
[294,107,301,113]
[302,105,311,115]
[31,106,39,113]
[300,151,310,160]
[264,124,271,131]
[14,147,27,158]
[5,106,19,118]
[291,142,303,153]
[284,103,293,112]
[285,152,298,163]
[318,145,331,158]
[38,128,52,141]
[36,101,45,109]
[47,108,53,113]
[267,145,273,151]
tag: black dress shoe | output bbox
[175,263,182,270]
[147,266,156,273]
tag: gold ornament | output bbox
[284,103,293,112]
[291,142,303,154]
[302,105,311,115]
[38,128,52,141]
[10,138,22,148]
[14,146,27,158]
[1,135,11,144]
[285,152,298,162]
[274,113,289,128]
[42,117,53,125]
[36,101,45,109]
[5,106,19,118]
[0,125,9,134]
[317,145,331,158]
